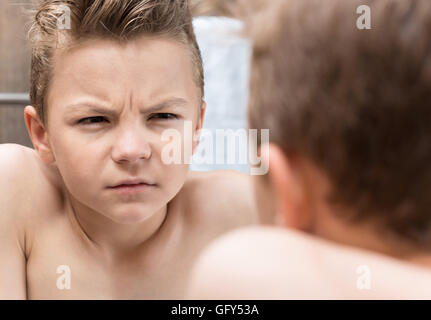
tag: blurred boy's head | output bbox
[248,0,431,254]
[24,0,206,224]
[190,0,265,19]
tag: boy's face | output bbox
[42,36,204,224]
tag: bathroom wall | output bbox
[0,0,32,147]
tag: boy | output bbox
[0,0,257,299]
[188,0,431,299]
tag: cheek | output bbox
[51,137,104,193]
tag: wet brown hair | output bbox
[248,0,431,247]
[28,0,204,125]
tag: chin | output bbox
[108,207,156,224]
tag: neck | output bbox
[65,191,168,259]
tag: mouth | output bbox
[108,179,156,188]
[108,182,155,195]
[107,179,156,195]
[110,182,153,188]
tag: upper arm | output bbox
[0,144,29,299]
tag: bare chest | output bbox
[26,219,204,299]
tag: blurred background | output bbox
[0,0,32,147]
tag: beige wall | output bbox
[0,0,32,147]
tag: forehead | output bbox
[47,36,198,111]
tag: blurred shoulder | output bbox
[191,226,311,271]
[188,226,431,299]
[187,226,310,299]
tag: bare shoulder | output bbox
[188,226,431,299]
[188,227,308,277]
[180,170,258,227]
[0,143,40,298]
[186,226,309,299]
[0,143,39,208]
[0,144,33,247]
[188,227,333,282]
[0,143,34,174]
[0,143,63,228]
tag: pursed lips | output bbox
[108,179,156,189]
[106,180,156,196]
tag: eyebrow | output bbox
[65,97,189,116]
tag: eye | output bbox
[78,116,108,125]
[149,113,178,120]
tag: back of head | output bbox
[190,0,237,17]
[248,0,431,247]
[28,0,204,125]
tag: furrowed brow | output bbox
[145,97,189,113]
[65,97,189,116]
[66,104,118,118]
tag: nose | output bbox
[111,125,152,163]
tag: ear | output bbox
[192,100,206,154]
[24,106,55,164]
[267,143,311,231]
